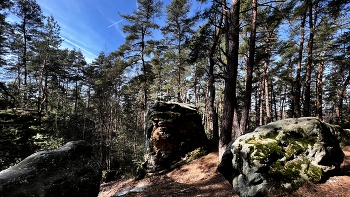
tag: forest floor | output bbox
[98,146,350,197]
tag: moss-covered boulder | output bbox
[0,140,101,197]
[141,101,209,174]
[218,117,345,197]
[326,124,350,148]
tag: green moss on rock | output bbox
[268,158,323,191]
[251,142,283,163]
[307,164,323,182]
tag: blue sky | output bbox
[36,0,139,63]
[6,0,203,63]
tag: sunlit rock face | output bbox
[0,140,101,197]
[218,117,347,197]
[142,101,209,174]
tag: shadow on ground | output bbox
[113,172,237,197]
[100,146,350,197]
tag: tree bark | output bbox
[263,28,271,123]
[208,1,224,143]
[209,55,219,141]
[219,0,240,160]
[240,0,257,133]
[304,1,318,117]
[294,11,307,118]
[259,82,264,125]
[316,59,324,120]
[335,72,350,124]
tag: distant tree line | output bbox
[1,0,350,172]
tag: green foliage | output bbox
[1,0,350,180]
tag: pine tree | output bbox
[161,0,196,102]
[31,15,62,117]
[10,0,44,107]
[120,0,163,140]
[239,0,257,133]
[0,0,13,66]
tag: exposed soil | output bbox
[99,146,350,197]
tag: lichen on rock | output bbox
[218,117,345,197]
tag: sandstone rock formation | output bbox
[141,101,209,174]
[0,140,101,197]
[218,117,348,197]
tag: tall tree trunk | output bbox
[294,12,307,118]
[208,2,224,143]
[219,0,240,160]
[304,1,318,117]
[272,84,277,121]
[193,66,198,105]
[209,58,219,142]
[37,57,47,123]
[22,20,27,88]
[259,82,264,125]
[240,0,257,133]
[44,72,49,112]
[316,59,324,120]
[263,64,271,123]
[254,84,259,126]
[22,20,28,107]
[177,27,182,103]
[335,73,350,124]
[280,85,286,119]
[141,26,148,145]
[263,28,272,123]
[74,80,78,114]
[17,63,21,96]
[287,63,294,118]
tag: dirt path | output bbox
[99,146,350,197]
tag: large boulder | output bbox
[0,140,101,197]
[142,101,209,174]
[218,117,345,197]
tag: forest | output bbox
[1,0,350,176]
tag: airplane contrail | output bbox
[61,36,98,58]
[107,19,123,28]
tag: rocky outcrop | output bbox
[0,140,101,197]
[218,117,346,197]
[141,101,209,174]
[326,123,350,148]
